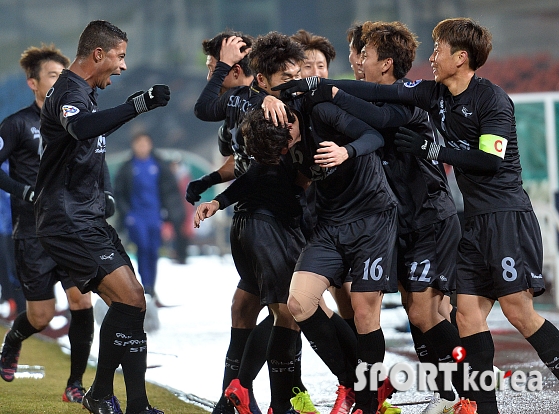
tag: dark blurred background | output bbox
[1,0,558,159]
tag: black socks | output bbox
[67,307,94,386]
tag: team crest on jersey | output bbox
[404,79,422,88]
[62,105,80,118]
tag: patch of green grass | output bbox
[0,324,208,413]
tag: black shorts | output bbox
[398,214,460,294]
[14,237,75,301]
[38,223,134,294]
[295,208,398,293]
[231,212,305,305]
[457,211,545,300]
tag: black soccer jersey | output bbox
[289,102,396,225]
[330,76,533,218]
[36,69,137,236]
[0,102,42,238]
[332,83,456,234]
[194,61,268,177]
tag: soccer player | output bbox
[277,17,559,414]
[290,29,357,332]
[191,31,275,414]
[0,44,97,404]
[346,23,365,81]
[325,21,463,414]
[194,32,318,414]
[35,20,169,414]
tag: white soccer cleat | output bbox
[421,392,459,414]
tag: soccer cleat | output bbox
[131,406,164,414]
[420,392,459,414]
[377,377,396,410]
[330,384,355,414]
[62,380,86,403]
[452,398,478,414]
[378,401,401,414]
[213,395,236,414]
[224,378,262,414]
[0,340,21,382]
[290,387,320,414]
[82,388,123,414]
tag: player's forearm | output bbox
[0,169,26,198]
[437,146,502,174]
[194,62,231,121]
[328,79,405,104]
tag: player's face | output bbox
[287,114,301,149]
[362,44,390,85]
[31,60,65,103]
[264,62,301,98]
[96,41,127,89]
[302,49,328,78]
[348,40,364,81]
[429,41,458,84]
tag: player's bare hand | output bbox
[261,95,289,126]
[194,200,220,228]
[314,141,348,167]
[220,36,251,67]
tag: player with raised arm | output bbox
[36,20,169,414]
[194,31,318,414]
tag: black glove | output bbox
[132,85,171,113]
[126,90,144,102]
[185,171,222,205]
[302,82,333,113]
[394,127,441,160]
[22,185,35,203]
[104,191,116,218]
[271,76,320,101]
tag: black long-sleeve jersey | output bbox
[288,101,396,226]
[0,102,42,238]
[36,69,138,236]
[329,76,532,218]
[194,61,268,177]
[331,80,456,234]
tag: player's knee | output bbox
[287,291,318,322]
[28,309,54,330]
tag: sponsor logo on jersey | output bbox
[439,275,448,282]
[62,105,80,118]
[404,79,422,88]
[100,253,115,261]
[31,126,41,140]
[531,272,543,279]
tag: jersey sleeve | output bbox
[58,90,137,141]
[313,102,384,157]
[332,89,413,129]
[194,61,235,122]
[476,88,512,158]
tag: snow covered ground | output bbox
[52,255,559,413]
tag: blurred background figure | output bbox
[115,132,185,301]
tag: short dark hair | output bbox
[243,108,294,165]
[291,29,336,67]
[202,30,254,76]
[347,23,364,54]
[248,31,305,80]
[19,44,69,80]
[76,20,128,58]
[362,21,419,79]
[432,18,492,70]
